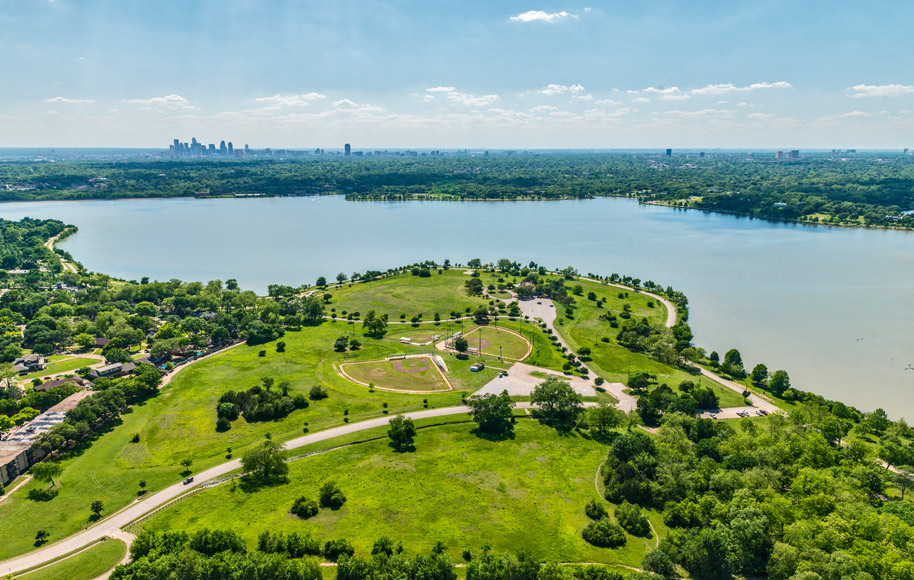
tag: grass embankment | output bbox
[554,279,744,408]
[15,538,126,580]
[140,421,660,567]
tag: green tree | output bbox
[454,337,469,355]
[466,391,515,436]
[241,439,289,484]
[74,332,95,350]
[587,402,624,438]
[769,370,791,396]
[31,461,63,488]
[531,376,583,430]
[90,500,104,520]
[387,414,417,452]
[750,363,769,385]
[319,480,346,509]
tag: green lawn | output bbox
[22,356,97,381]
[16,538,126,580]
[555,279,744,408]
[140,420,660,567]
[326,270,489,321]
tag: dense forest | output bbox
[2,153,914,228]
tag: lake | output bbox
[2,195,911,418]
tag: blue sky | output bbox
[2,0,913,148]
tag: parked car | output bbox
[183,477,194,485]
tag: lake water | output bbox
[2,195,912,418]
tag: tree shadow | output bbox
[238,474,290,493]
[389,442,416,453]
[469,427,516,442]
[27,488,59,502]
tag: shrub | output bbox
[290,496,319,519]
[582,520,626,548]
[585,498,608,520]
[131,433,140,443]
[215,416,231,432]
[258,350,266,357]
[292,393,309,409]
[319,480,346,509]
[309,385,328,400]
[616,501,651,537]
[323,538,355,561]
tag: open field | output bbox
[325,270,488,321]
[140,421,660,567]
[460,325,531,361]
[341,356,451,392]
[16,539,126,580]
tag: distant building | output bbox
[787,150,800,159]
[227,142,234,156]
[344,143,352,156]
[699,152,705,158]
[776,151,784,160]
[219,141,227,156]
[665,148,672,157]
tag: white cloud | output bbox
[332,99,384,112]
[537,83,585,95]
[632,97,650,103]
[531,105,561,113]
[848,84,914,98]
[643,86,682,95]
[422,86,499,107]
[665,109,734,118]
[690,81,791,95]
[124,94,196,110]
[661,94,690,101]
[45,96,94,104]
[595,99,620,105]
[255,93,326,107]
[572,94,593,101]
[510,10,575,23]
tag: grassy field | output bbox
[16,538,126,580]
[0,310,568,560]
[342,357,451,392]
[462,326,531,360]
[555,279,744,408]
[326,270,488,320]
[21,355,97,381]
[140,421,660,567]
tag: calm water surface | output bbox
[2,196,911,417]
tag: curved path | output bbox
[0,403,560,576]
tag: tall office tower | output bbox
[173,139,180,155]
[665,148,672,157]
[344,143,352,156]
[219,140,227,156]
[208,144,216,155]
[776,151,784,160]
[227,142,234,156]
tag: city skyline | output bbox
[2,1,914,148]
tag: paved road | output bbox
[0,404,539,576]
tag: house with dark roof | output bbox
[87,361,136,380]
[12,354,46,374]
[34,376,89,392]
[93,337,110,347]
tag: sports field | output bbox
[341,356,452,392]
[460,326,531,360]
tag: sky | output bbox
[2,0,913,149]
